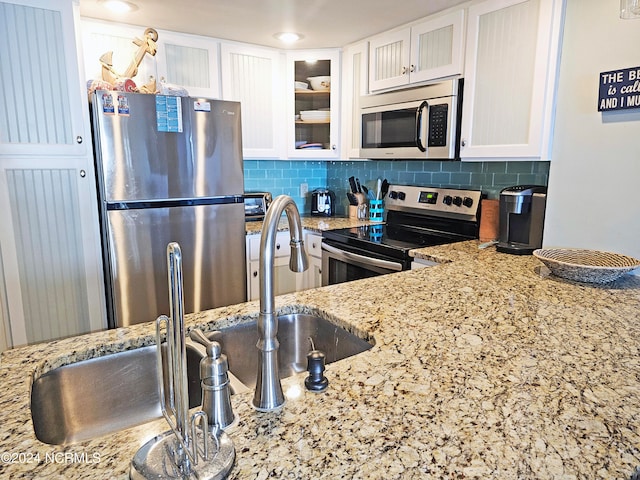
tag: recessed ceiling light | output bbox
[102,0,138,14]
[274,32,303,44]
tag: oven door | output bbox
[321,241,404,286]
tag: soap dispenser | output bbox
[190,329,236,430]
[304,338,329,392]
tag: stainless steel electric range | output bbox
[321,185,482,286]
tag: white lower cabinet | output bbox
[305,232,323,289]
[246,230,324,301]
[246,232,306,301]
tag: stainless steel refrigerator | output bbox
[91,91,246,328]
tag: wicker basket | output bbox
[533,248,640,284]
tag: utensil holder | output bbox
[369,200,384,222]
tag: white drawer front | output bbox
[305,232,323,258]
[248,232,292,260]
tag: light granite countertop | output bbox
[245,215,373,235]
[2,240,640,479]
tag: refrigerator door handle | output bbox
[106,196,244,211]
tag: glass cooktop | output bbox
[322,223,468,260]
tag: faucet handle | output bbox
[189,329,221,358]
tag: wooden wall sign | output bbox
[598,66,640,111]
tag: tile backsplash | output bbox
[244,160,328,213]
[244,159,550,216]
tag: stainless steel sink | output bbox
[30,343,204,445]
[30,313,372,445]
[211,313,373,388]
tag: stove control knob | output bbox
[443,195,453,206]
[463,197,474,208]
[452,196,463,207]
[397,191,406,201]
[389,191,398,200]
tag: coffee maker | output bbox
[496,185,547,255]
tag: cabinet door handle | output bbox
[410,64,415,73]
[461,139,467,147]
[276,243,281,250]
[401,66,408,75]
[76,136,83,144]
[253,271,258,277]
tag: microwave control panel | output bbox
[428,104,448,147]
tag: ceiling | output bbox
[79,0,469,49]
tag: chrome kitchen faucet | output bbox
[254,195,309,411]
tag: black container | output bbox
[496,185,547,255]
[310,189,335,216]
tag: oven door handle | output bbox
[321,242,403,272]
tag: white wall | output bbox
[544,0,640,267]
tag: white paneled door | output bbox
[220,43,284,158]
[460,0,564,160]
[0,0,106,348]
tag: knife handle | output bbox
[348,176,357,193]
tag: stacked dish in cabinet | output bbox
[294,60,331,150]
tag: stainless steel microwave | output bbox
[359,79,462,160]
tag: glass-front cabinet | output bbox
[286,50,340,159]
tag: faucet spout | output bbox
[253,195,309,411]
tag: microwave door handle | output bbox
[415,100,428,152]
[321,242,403,271]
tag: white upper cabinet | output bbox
[81,19,158,94]
[1,0,89,157]
[369,9,465,92]
[82,20,220,99]
[287,49,341,159]
[341,42,369,159]
[460,0,564,160]
[155,31,220,99]
[369,28,410,92]
[220,43,284,159]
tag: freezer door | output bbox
[92,92,244,201]
[104,203,246,327]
